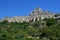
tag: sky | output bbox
[0,0,60,18]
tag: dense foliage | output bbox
[0,18,60,40]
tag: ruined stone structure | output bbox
[0,8,55,23]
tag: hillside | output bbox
[0,18,60,40]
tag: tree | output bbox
[46,18,56,26]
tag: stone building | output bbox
[29,8,54,21]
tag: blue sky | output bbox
[0,0,60,18]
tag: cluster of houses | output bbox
[0,8,60,23]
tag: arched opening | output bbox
[35,18,37,21]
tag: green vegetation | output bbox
[0,18,60,40]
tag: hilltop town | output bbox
[0,8,60,23]
[0,8,60,40]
